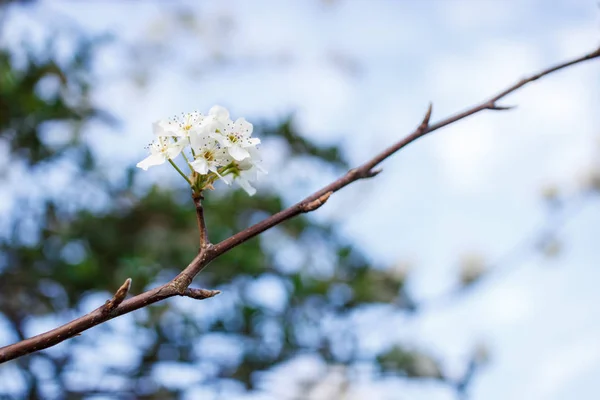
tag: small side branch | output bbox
[418,102,433,132]
[486,103,516,111]
[193,193,210,250]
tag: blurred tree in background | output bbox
[0,2,481,399]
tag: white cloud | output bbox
[431,117,498,191]
[436,0,524,31]
[478,279,535,328]
[523,335,600,399]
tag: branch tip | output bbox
[418,103,433,131]
[365,168,383,178]
[488,104,516,111]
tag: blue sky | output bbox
[2,0,600,399]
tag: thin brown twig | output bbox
[0,45,598,364]
[193,192,210,250]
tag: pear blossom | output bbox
[216,117,261,161]
[208,105,230,122]
[189,134,231,175]
[153,111,204,138]
[136,137,185,170]
[197,105,231,135]
[138,105,266,196]
[238,145,266,174]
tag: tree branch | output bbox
[1,45,598,364]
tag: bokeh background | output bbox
[1,1,599,399]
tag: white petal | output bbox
[152,121,167,136]
[191,158,209,175]
[153,120,181,137]
[209,105,230,121]
[229,145,250,161]
[237,158,253,171]
[246,146,262,159]
[234,118,253,135]
[136,153,166,170]
[210,131,230,146]
[166,142,184,159]
[245,137,261,147]
[254,163,268,175]
[190,132,213,152]
[198,117,222,134]
[236,178,256,196]
[188,131,202,151]
[215,148,233,165]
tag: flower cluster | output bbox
[136,105,266,196]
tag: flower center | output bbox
[155,139,169,154]
[228,134,239,143]
[203,150,215,161]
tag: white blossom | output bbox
[208,105,230,122]
[136,137,185,170]
[154,111,204,138]
[189,134,231,176]
[216,117,261,161]
[197,105,230,135]
[138,105,266,196]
